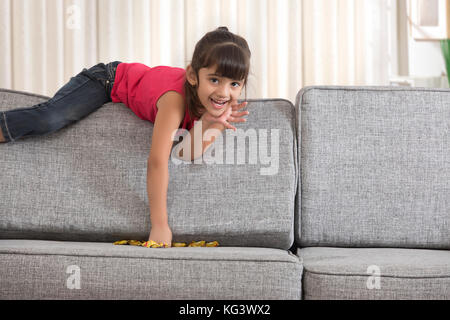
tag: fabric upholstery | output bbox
[295,86,450,248]
[298,247,450,300]
[0,89,297,249]
[0,240,302,300]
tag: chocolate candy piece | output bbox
[206,241,219,247]
[172,242,187,247]
[113,240,129,245]
[128,240,143,246]
[188,240,206,247]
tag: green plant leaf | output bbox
[441,39,450,87]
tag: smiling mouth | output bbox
[210,98,228,109]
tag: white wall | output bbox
[403,0,448,85]
[408,38,447,77]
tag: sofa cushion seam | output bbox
[301,85,450,93]
[0,252,303,265]
[303,269,450,279]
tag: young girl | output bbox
[0,26,251,247]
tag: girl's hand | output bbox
[148,223,173,248]
[202,101,249,131]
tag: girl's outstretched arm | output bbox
[147,91,185,246]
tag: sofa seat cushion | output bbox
[0,240,302,300]
[297,247,450,300]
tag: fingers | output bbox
[228,116,247,123]
[232,101,249,111]
[225,101,249,131]
[229,123,237,131]
[232,110,249,118]
[231,101,249,118]
[229,108,249,123]
[222,120,236,131]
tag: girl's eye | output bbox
[210,78,240,88]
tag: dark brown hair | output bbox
[185,26,251,120]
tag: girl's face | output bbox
[187,65,245,116]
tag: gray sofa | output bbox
[0,86,448,300]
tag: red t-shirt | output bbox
[111,63,197,130]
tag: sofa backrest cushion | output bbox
[0,89,297,249]
[295,86,449,249]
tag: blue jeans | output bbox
[0,61,122,143]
